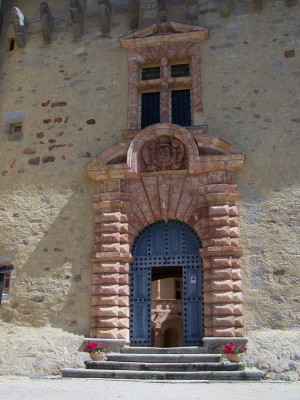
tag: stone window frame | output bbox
[120,22,208,132]
[3,110,27,142]
[8,122,23,141]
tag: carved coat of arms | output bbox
[142,135,185,171]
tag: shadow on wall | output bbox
[0,180,95,336]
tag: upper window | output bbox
[140,63,192,129]
[141,66,160,81]
[170,64,190,78]
[171,89,191,126]
[141,92,161,129]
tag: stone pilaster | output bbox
[90,181,132,340]
[189,45,203,125]
[202,188,244,337]
[127,53,140,130]
[160,57,169,123]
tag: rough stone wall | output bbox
[0,0,299,380]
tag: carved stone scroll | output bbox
[40,2,54,44]
[70,0,84,39]
[128,0,140,30]
[12,7,29,48]
[98,0,112,35]
[142,136,185,172]
[186,0,199,22]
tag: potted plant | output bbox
[222,342,247,363]
[83,341,108,361]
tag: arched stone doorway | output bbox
[130,220,203,347]
[87,123,245,343]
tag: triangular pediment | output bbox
[120,22,208,49]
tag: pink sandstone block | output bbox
[212,304,234,315]
[209,205,230,216]
[213,327,235,337]
[118,318,129,328]
[213,316,235,327]
[210,226,231,238]
[210,215,230,226]
[98,318,119,328]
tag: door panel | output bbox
[130,220,203,347]
[183,263,203,346]
[130,268,151,346]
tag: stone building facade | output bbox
[0,0,299,380]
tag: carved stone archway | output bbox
[87,123,245,342]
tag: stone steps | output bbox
[61,368,263,381]
[60,347,264,381]
[107,353,221,363]
[85,361,240,371]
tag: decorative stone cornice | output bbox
[87,124,245,180]
[120,22,208,49]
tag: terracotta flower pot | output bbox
[89,352,107,361]
[226,353,244,363]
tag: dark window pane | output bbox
[141,67,160,80]
[171,89,191,126]
[171,64,190,78]
[141,92,160,129]
[7,38,15,52]
[4,274,10,292]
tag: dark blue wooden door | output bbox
[130,220,203,346]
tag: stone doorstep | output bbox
[60,368,264,381]
[122,346,214,354]
[78,337,249,354]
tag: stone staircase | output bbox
[61,347,264,381]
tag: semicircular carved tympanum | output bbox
[87,123,245,343]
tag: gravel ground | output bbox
[0,377,299,400]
